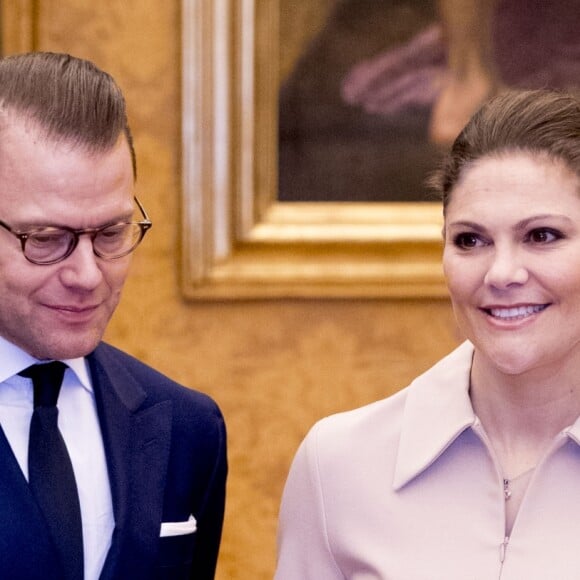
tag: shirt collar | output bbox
[393,341,476,490]
[0,334,93,393]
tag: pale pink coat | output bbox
[275,341,580,579]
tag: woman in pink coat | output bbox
[276,89,580,579]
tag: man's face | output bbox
[0,118,135,360]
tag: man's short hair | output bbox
[0,52,136,176]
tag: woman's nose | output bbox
[483,247,529,289]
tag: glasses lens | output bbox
[25,229,74,264]
[93,223,144,258]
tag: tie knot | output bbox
[19,361,68,408]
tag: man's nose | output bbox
[58,236,103,289]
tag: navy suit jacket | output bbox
[0,342,228,579]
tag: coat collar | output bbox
[87,344,173,579]
[392,341,477,490]
[392,341,580,490]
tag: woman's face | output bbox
[443,152,580,376]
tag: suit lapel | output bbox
[87,347,173,580]
[0,426,62,577]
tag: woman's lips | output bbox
[483,304,549,321]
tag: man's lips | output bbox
[481,304,549,321]
[47,304,100,312]
[43,303,102,322]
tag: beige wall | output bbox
[9,2,460,577]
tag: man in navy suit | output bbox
[0,52,227,579]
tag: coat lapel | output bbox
[87,347,173,580]
[0,426,62,577]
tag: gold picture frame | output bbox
[181,0,446,299]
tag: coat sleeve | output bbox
[275,422,345,579]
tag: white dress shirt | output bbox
[0,336,114,580]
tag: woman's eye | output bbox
[453,232,483,249]
[527,228,562,244]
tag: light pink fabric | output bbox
[276,341,580,579]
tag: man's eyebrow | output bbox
[12,211,136,230]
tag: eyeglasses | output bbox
[0,196,152,265]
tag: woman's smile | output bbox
[483,303,549,321]
[443,152,580,376]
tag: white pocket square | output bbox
[160,515,197,537]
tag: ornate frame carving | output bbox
[181,0,446,299]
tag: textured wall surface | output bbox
[29,2,460,577]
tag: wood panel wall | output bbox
[5,1,460,577]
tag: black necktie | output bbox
[20,362,84,580]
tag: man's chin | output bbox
[29,334,103,361]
